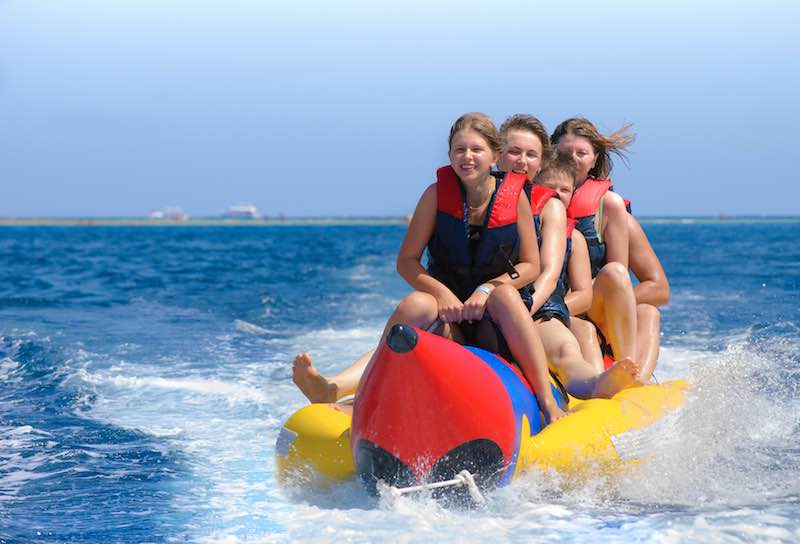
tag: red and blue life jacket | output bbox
[566,178,612,278]
[427,166,530,304]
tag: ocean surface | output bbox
[1,220,798,543]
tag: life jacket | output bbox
[566,178,612,278]
[526,184,560,244]
[427,166,530,303]
[526,184,574,324]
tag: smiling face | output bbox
[537,170,575,208]
[555,133,597,183]
[498,129,544,178]
[448,128,498,187]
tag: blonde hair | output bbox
[499,114,551,157]
[448,112,501,152]
[550,118,635,179]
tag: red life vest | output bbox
[566,178,612,278]
[527,184,559,244]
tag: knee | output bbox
[572,318,597,343]
[557,341,584,364]
[486,284,519,311]
[597,262,632,289]
[396,291,436,316]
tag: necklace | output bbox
[466,177,494,210]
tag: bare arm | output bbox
[565,230,593,315]
[601,191,630,267]
[529,198,566,314]
[396,184,464,322]
[628,215,670,307]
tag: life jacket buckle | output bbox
[498,246,519,280]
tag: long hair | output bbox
[550,118,635,179]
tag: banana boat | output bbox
[276,324,687,500]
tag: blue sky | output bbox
[1,0,798,217]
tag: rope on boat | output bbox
[380,470,486,506]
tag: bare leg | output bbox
[538,319,640,400]
[635,303,661,383]
[570,316,604,373]
[587,262,638,362]
[292,350,372,403]
[292,290,440,403]
[485,285,566,423]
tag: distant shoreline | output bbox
[0,216,798,227]
[0,217,408,227]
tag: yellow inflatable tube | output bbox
[276,379,689,486]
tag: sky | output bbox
[1,0,798,217]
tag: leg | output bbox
[570,316,604,373]
[293,349,373,403]
[538,319,640,400]
[293,290,440,403]
[587,262,638,362]
[484,285,566,423]
[635,303,661,383]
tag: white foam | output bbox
[80,371,268,405]
[58,316,800,542]
[233,319,275,335]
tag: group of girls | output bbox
[292,112,669,424]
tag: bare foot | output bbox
[592,357,640,399]
[541,398,568,425]
[292,352,337,403]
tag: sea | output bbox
[1,219,798,543]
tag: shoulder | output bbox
[412,183,439,217]
[541,196,566,222]
[543,195,566,213]
[603,190,626,208]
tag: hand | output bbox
[462,287,491,323]
[435,290,464,324]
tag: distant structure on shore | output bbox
[149,207,188,221]
[222,203,261,220]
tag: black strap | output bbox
[549,370,570,407]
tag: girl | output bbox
[294,113,566,422]
[551,118,639,365]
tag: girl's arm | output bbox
[565,230,593,316]
[529,197,567,315]
[628,215,670,307]
[396,183,463,323]
[601,191,630,267]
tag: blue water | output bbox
[1,221,799,543]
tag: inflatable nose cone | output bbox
[386,324,418,353]
[351,326,522,498]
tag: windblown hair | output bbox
[499,114,551,157]
[448,112,501,153]
[550,118,635,179]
